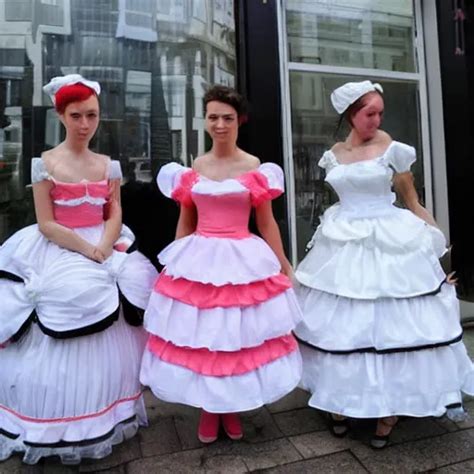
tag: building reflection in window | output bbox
[0,0,236,262]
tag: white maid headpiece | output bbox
[330,80,383,115]
[43,74,101,104]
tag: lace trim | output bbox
[53,196,107,206]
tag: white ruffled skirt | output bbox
[0,223,157,464]
[295,207,474,418]
[141,233,302,413]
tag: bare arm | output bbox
[95,178,122,259]
[393,172,438,227]
[33,180,97,259]
[175,204,197,239]
[255,200,292,277]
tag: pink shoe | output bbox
[198,410,219,443]
[221,413,243,440]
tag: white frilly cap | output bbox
[43,74,101,104]
[330,80,383,115]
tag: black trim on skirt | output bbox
[300,279,447,300]
[0,270,23,282]
[0,428,20,440]
[120,292,145,326]
[125,241,138,254]
[22,415,138,448]
[1,267,145,339]
[9,307,120,341]
[37,306,121,339]
[295,333,464,355]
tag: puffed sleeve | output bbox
[318,150,337,172]
[157,162,197,207]
[387,142,416,173]
[31,158,50,183]
[240,162,284,207]
[108,160,123,180]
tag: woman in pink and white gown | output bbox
[0,75,157,464]
[140,85,302,443]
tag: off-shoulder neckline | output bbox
[196,168,258,184]
[33,156,112,185]
[328,140,397,166]
[189,163,276,184]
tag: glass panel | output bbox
[5,0,32,21]
[0,0,236,260]
[286,0,416,72]
[290,71,423,262]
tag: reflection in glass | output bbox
[286,0,416,72]
[0,0,236,257]
[290,72,423,261]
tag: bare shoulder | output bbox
[193,154,211,172]
[91,152,110,164]
[331,142,344,153]
[376,130,392,144]
[41,148,61,170]
[240,151,260,170]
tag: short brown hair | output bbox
[203,85,248,119]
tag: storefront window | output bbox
[287,0,415,72]
[0,0,236,257]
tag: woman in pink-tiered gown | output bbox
[140,85,302,443]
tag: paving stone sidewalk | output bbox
[2,328,473,474]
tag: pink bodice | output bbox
[50,180,110,228]
[157,162,285,240]
[193,192,252,239]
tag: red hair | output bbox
[55,83,97,114]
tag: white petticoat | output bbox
[145,289,302,351]
[140,348,302,413]
[299,342,474,418]
[0,318,148,464]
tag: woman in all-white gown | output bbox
[294,80,474,448]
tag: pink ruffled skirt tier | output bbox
[140,233,303,413]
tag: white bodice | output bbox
[320,141,416,219]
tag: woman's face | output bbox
[60,95,100,143]
[205,100,239,145]
[350,92,384,141]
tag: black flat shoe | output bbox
[370,416,398,449]
[328,413,349,438]
[370,433,390,449]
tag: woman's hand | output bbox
[446,271,458,285]
[82,243,111,263]
[281,260,294,280]
[82,244,104,263]
[95,242,114,261]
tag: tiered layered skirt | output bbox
[0,224,157,464]
[140,233,302,413]
[295,204,474,418]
